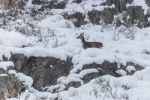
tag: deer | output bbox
[77,33,103,49]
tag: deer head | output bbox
[77,33,84,39]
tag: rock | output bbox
[106,0,114,6]
[127,0,133,4]
[126,6,146,27]
[10,54,72,90]
[66,81,81,89]
[63,12,86,27]
[120,62,143,75]
[87,0,146,27]
[81,61,143,83]
[101,0,133,8]
[10,54,28,71]
[54,0,68,9]
[0,74,23,99]
[83,61,118,76]
[0,69,6,74]
[72,0,83,3]
[81,61,118,83]
[116,69,127,76]
[38,0,67,11]
[88,8,114,25]
[114,0,133,13]
[145,0,150,7]
[102,8,115,24]
[32,0,46,5]
[2,55,8,61]
[114,0,127,13]
[100,0,114,6]
[0,75,8,100]
[82,72,99,83]
[8,53,144,91]
[30,57,72,90]
[37,1,55,12]
[126,65,136,73]
[88,10,101,25]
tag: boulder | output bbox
[81,61,143,83]
[88,8,114,25]
[63,12,86,27]
[0,74,23,99]
[10,54,72,90]
[88,10,101,25]
[38,0,68,11]
[102,8,115,24]
[32,0,46,5]
[126,6,146,27]
[72,0,83,4]
[145,0,150,7]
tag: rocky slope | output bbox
[0,0,150,100]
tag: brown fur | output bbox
[77,33,103,49]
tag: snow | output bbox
[0,29,30,47]
[0,61,14,70]
[3,0,150,100]
[4,16,150,100]
[0,74,8,76]
[116,69,127,76]
[8,70,33,88]
[132,0,149,14]
[2,23,150,100]
[126,65,136,72]
[16,73,33,88]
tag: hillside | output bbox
[0,0,150,100]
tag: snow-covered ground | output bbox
[2,19,150,100]
[0,0,150,100]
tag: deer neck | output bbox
[80,36,86,45]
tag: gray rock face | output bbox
[66,81,81,89]
[81,61,143,83]
[0,74,22,99]
[7,54,143,91]
[37,0,68,12]
[72,0,83,3]
[0,69,6,74]
[10,54,72,90]
[88,10,101,25]
[54,0,68,9]
[63,12,86,27]
[88,0,148,27]
[101,0,114,6]
[119,62,143,75]
[102,8,115,24]
[101,0,133,12]
[32,0,45,5]
[88,8,114,25]
[126,6,146,27]
[145,0,150,7]
[29,57,72,90]
[0,75,8,100]
[115,0,127,13]
[10,54,28,71]
[82,61,118,83]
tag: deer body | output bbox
[77,33,103,49]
